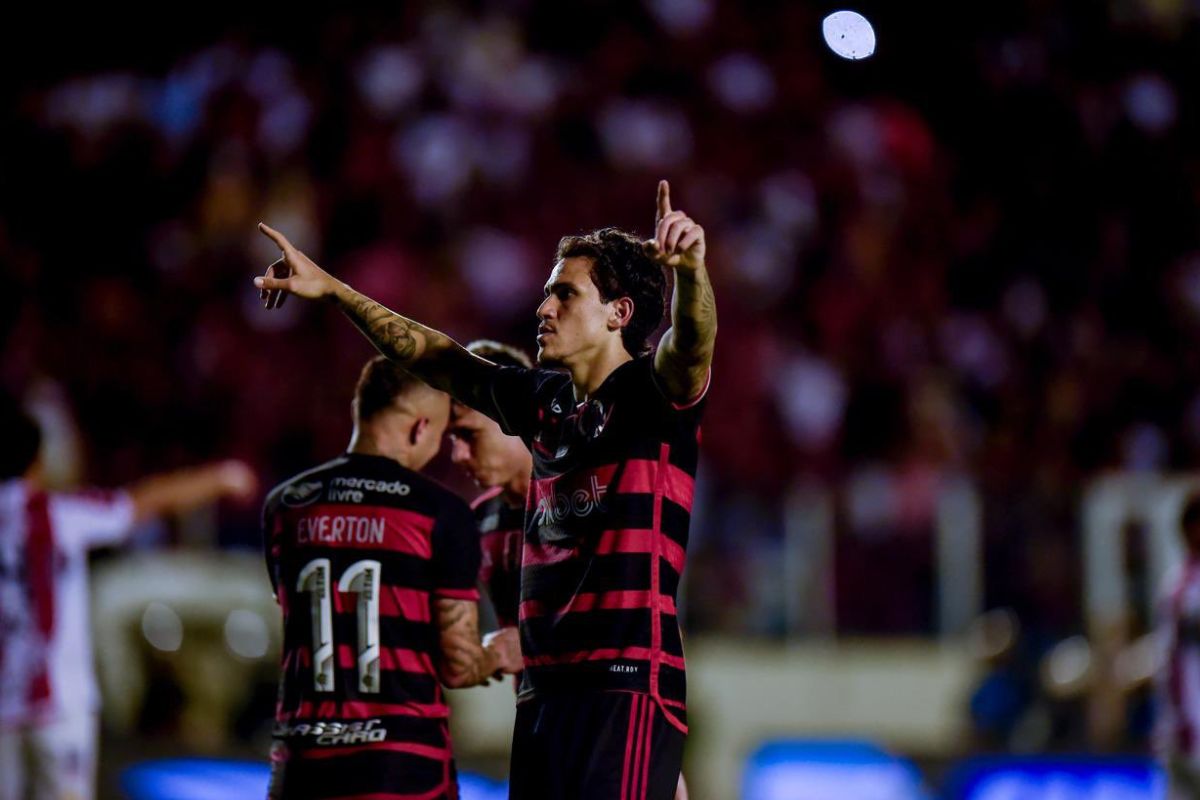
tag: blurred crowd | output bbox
[4,0,1200,657]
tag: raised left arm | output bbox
[650,180,717,404]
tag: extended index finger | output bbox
[258,222,294,254]
[656,180,672,224]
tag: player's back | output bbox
[263,452,480,799]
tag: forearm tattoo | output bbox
[672,267,717,356]
[336,288,492,405]
[340,292,424,363]
[436,599,492,686]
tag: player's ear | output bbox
[410,417,428,446]
[608,297,634,331]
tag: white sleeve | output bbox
[49,489,136,550]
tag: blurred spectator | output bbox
[0,398,257,800]
[1155,494,1200,796]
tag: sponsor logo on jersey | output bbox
[274,718,388,745]
[532,474,608,526]
[323,476,411,504]
[281,481,324,508]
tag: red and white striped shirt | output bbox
[0,479,134,727]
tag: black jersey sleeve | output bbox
[430,495,483,601]
[470,365,543,441]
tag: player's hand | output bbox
[215,459,258,501]
[253,223,340,308]
[483,626,523,674]
[648,180,705,273]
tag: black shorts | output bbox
[510,692,685,800]
[268,736,458,799]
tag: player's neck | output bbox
[568,345,633,402]
[348,427,414,469]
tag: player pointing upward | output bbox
[256,180,716,800]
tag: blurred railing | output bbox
[1080,472,1200,749]
[1081,472,1199,635]
[689,472,985,641]
[691,470,1200,642]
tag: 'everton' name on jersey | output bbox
[475,356,707,733]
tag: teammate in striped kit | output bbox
[447,341,534,633]
[262,357,522,799]
[1158,495,1200,798]
[255,179,714,800]
[0,400,257,800]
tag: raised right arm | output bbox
[254,223,499,406]
[333,284,498,405]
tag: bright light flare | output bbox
[822,11,877,61]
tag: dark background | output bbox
[3,0,1197,772]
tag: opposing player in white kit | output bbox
[0,402,257,800]
[1158,494,1200,798]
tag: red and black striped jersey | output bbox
[473,356,706,733]
[471,488,524,629]
[0,480,135,726]
[262,453,480,758]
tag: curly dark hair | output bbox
[556,227,666,357]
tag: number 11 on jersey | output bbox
[338,560,381,693]
[296,558,383,693]
[296,559,335,692]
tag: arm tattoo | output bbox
[656,265,717,400]
[435,599,494,687]
[334,286,499,405]
[671,269,716,353]
[342,292,424,364]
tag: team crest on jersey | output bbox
[281,480,324,508]
[581,400,613,439]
